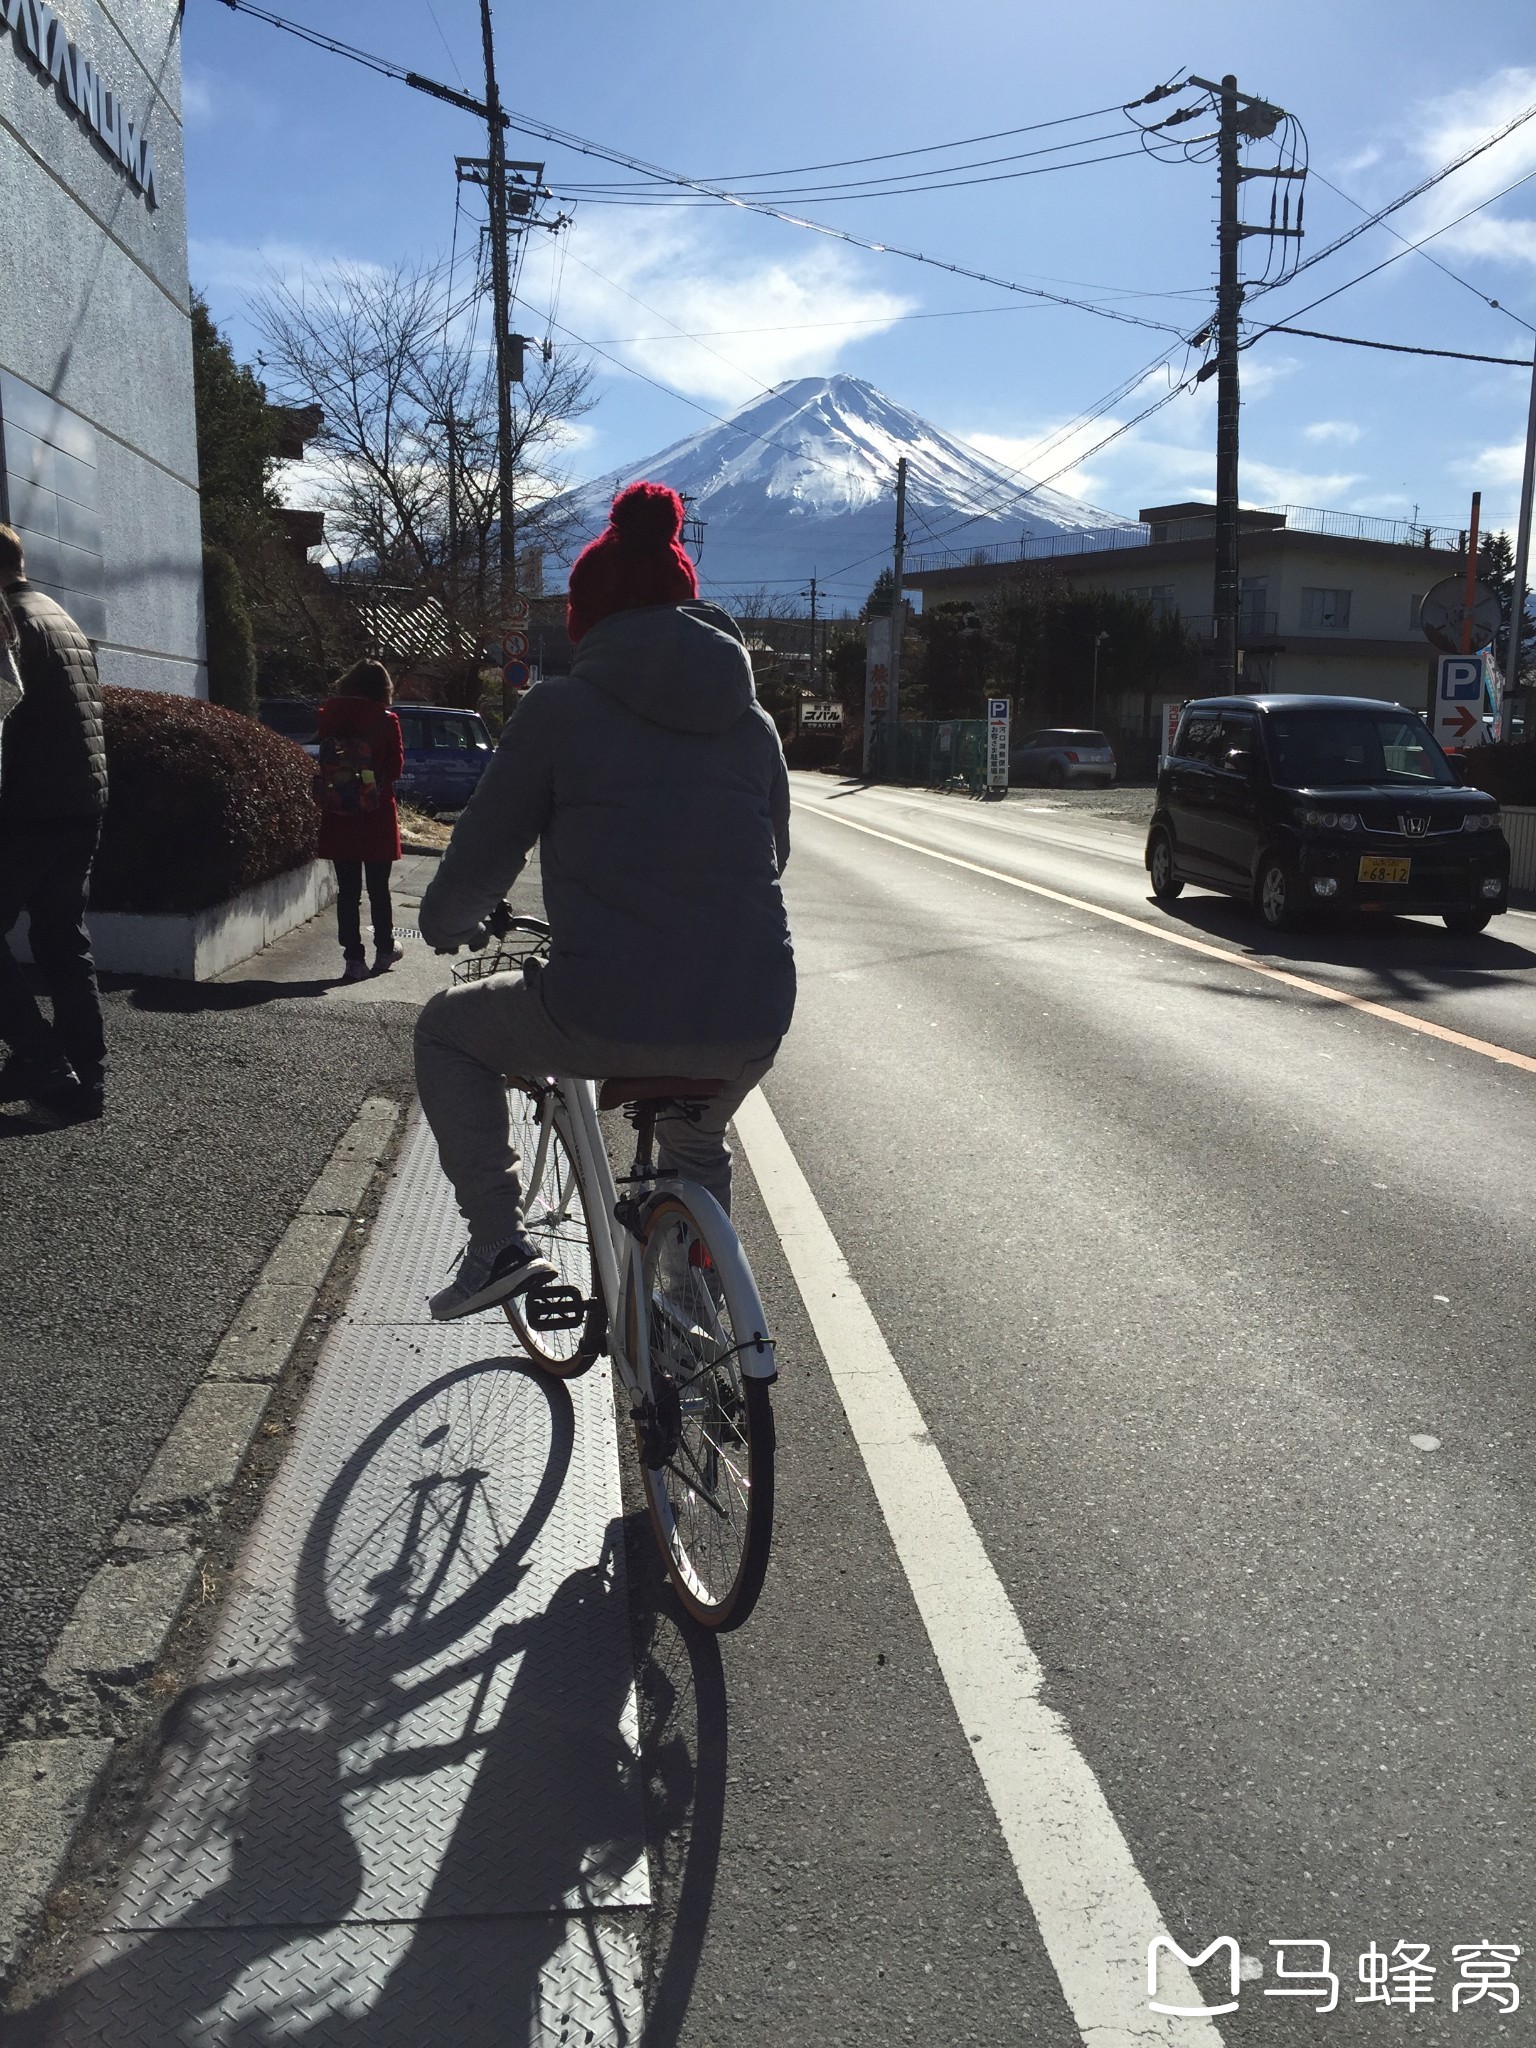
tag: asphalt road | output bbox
[651,773,1535,2044]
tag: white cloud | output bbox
[182,69,214,125]
[1403,67,1536,270]
[536,214,916,405]
[189,237,389,303]
[1303,419,1363,445]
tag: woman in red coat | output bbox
[315,659,405,982]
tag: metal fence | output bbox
[867,719,991,790]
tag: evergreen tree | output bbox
[191,294,276,551]
[863,568,895,619]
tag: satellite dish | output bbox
[1419,575,1500,655]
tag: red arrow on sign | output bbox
[1444,704,1478,742]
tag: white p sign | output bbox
[1435,655,1483,750]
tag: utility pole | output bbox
[1509,347,1536,720]
[445,405,462,658]
[1213,73,1242,694]
[1091,629,1109,725]
[807,572,819,694]
[1187,75,1298,695]
[479,0,516,626]
[888,456,908,738]
[1461,490,1483,656]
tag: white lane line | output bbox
[794,796,1536,1078]
[732,1088,1225,2045]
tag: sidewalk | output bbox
[30,1104,649,2046]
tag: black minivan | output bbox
[1145,695,1509,934]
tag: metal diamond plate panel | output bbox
[49,1913,645,2045]
[346,1108,478,1324]
[109,1322,646,1929]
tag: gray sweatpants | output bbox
[414,961,778,1245]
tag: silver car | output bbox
[1009,727,1117,788]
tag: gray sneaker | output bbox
[429,1233,559,1322]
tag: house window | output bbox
[1239,576,1268,622]
[1301,586,1351,631]
[1127,584,1177,618]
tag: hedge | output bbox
[93,687,319,914]
[1457,740,1536,808]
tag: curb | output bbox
[0,1096,403,1989]
[400,839,446,858]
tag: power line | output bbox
[1248,92,1536,300]
[1244,163,1536,347]
[551,145,1150,208]
[1306,166,1536,334]
[1256,324,1531,367]
[666,101,1141,184]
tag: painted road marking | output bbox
[796,799,1536,1078]
[732,1087,1224,2043]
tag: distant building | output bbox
[0,3,203,695]
[904,502,1462,717]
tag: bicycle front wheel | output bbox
[630,1193,775,1630]
[503,1083,603,1377]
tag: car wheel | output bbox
[1444,909,1493,935]
[1045,762,1066,787]
[1148,829,1183,902]
[1256,855,1295,931]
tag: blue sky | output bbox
[185,0,1536,585]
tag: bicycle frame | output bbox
[529,1075,777,1395]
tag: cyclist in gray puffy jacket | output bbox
[415,482,795,1320]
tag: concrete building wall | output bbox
[0,0,204,696]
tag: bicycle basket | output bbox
[451,931,548,984]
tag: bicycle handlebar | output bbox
[486,904,550,941]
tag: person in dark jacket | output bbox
[0,524,108,1121]
[414,481,795,1321]
[314,659,405,984]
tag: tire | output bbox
[1256,855,1295,931]
[1148,828,1183,902]
[502,1084,604,1377]
[1444,909,1493,935]
[629,1192,775,1630]
[1045,761,1066,788]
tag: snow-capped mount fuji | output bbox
[549,374,1131,604]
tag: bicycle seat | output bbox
[597,1076,727,1111]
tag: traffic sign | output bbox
[1434,654,1483,749]
[1421,576,1499,655]
[502,659,531,692]
[503,597,531,625]
[502,630,529,659]
[986,697,1010,793]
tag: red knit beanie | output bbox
[566,481,698,644]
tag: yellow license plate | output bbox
[1358,855,1410,884]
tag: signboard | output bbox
[799,700,840,731]
[504,597,532,624]
[861,615,891,772]
[1420,576,1499,656]
[1,1,159,206]
[1434,654,1483,749]
[986,696,1010,793]
[502,630,529,660]
[502,658,531,692]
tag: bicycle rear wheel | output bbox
[503,1083,603,1377]
[630,1193,775,1630]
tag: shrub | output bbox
[93,687,319,914]
[1457,740,1536,807]
[202,545,258,715]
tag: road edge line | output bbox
[732,1087,1225,2042]
[795,797,1536,1076]
[0,1097,402,1995]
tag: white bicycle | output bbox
[453,910,777,1630]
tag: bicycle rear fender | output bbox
[643,1180,778,1383]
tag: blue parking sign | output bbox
[1440,656,1481,701]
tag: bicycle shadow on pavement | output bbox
[18,1359,676,2046]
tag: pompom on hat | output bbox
[566,481,698,644]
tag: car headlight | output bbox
[1462,811,1500,832]
[1300,809,1360,831]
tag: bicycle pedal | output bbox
[524,1283,586,1331]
